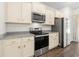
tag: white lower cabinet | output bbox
[3,39,21,57]
[21,37,34,57]
[54,35,59,47]
[49,33,59,50]
[2,36,34,57]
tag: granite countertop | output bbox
[0,30,59,40]
[0,32,34,39]
[42,30,59,34]
[51,31,59,33]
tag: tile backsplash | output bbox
[6,23,51,32]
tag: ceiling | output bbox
[43,2,79,9]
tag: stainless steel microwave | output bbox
[32,12,45,23]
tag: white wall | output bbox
[77,18,79,42]
[72,11,79,42]
[73,14,79,42]
[0,3,6,35]
[6,23,51,32]
[72,9,79,42]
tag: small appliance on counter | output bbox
[29,27,49,57]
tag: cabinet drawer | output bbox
[3,39,18,46]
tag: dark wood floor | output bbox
[40,41,79,57]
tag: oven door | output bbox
[35,35,49,50]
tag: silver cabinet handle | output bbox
[18,46,21,48]
[24,45,26,48]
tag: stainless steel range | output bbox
[29,28,49,57]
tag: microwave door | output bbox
[32,13,41,20]
[32,13,45,23]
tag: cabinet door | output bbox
[22,3,32,24]
[54,33,59,47]
[32,3,46,14]
[45,7,54,25]
[3,39,21,57]
[49,34,55,50]
[50,11,55,25]
[45,10,51,25]
[0,40,2,56]
[6,3,22,23]
[49,33,59,50]
[22,37,34,57]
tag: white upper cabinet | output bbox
[6,3,22,23]
[32,3,46,14]
[55,10,64,18]
[45,6,55,25]
[22,3,32,24]
[5,2,63,24]
[6,2,32,24]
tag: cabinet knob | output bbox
[12,41,16,44]
[27,39,30,41]
[24,45,26,48]
[28,39,32,41]
[18,46,20,48]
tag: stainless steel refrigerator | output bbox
[51,17,64,48]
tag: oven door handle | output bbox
[35,34,49,37]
